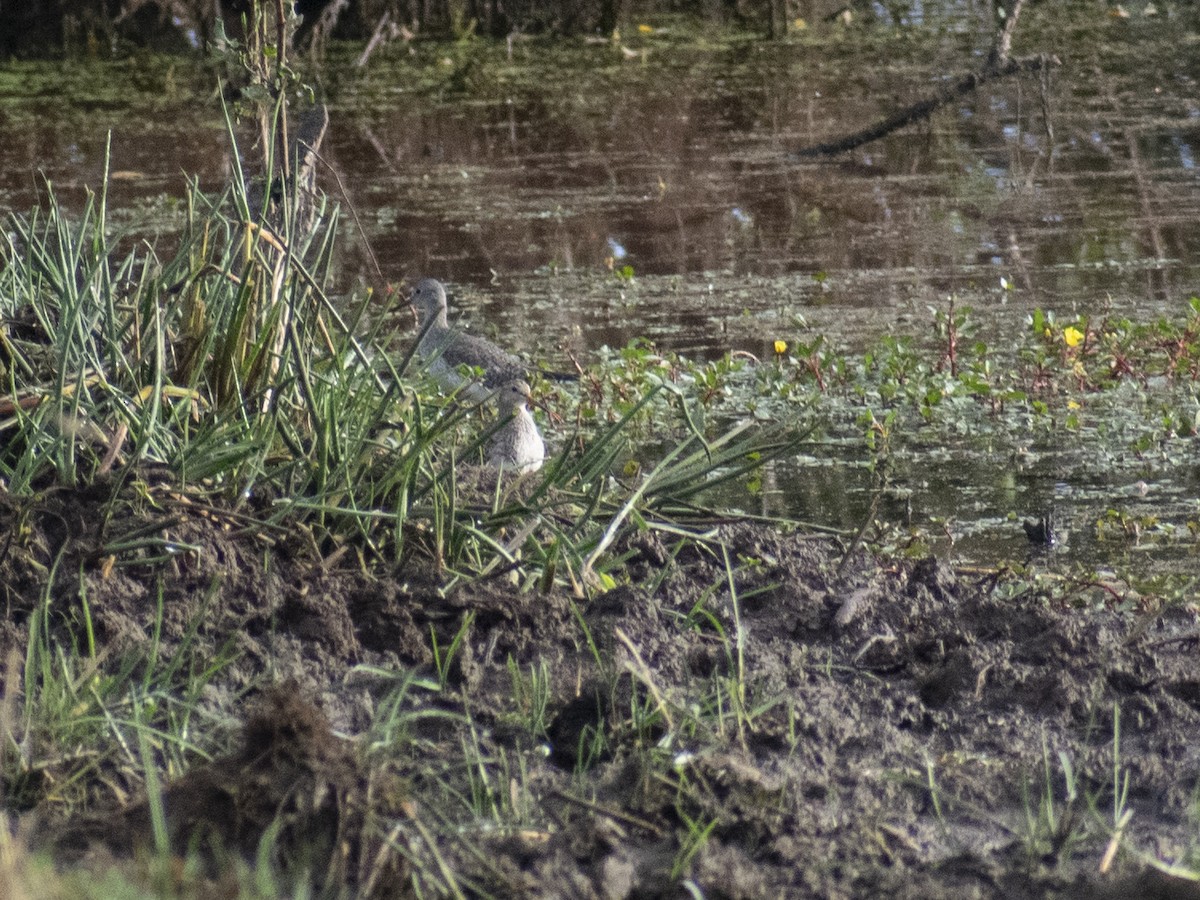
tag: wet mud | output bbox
[2,484,1199,898]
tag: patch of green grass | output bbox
[3,567,236,815]
[505,657,552,739]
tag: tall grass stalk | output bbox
[0,27,820,589]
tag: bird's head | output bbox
[410,278,448,326]
[494,379,534,413]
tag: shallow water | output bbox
[1,2,1198,571]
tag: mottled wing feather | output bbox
[439,331,527,388]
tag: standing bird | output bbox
[487,380,545,475]
[410,278,530,403]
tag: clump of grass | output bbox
[0,128,805,584]
[0,90,812,897]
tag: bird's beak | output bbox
[406,285,420,325]
[526,388,549,414]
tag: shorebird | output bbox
[486,380,544,474]
[410,278,532,403]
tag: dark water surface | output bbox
[1,3,1198,571]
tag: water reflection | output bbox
[2,4,1199,569]
[3,17,1199,351]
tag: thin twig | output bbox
[311,147,386,287]
[835,486,881,580]
[410,811,467,900]
[794,0,1055,158]
[1140,629,1200,650]
[357,10,393,68]
[549,788,666,837]
[614,626,676,734]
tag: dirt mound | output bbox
[48,684,408,895]
[3,484,1198,897]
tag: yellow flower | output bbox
[1064,326,1084,347]
[792,17,807,30]
[1067,400,1081,410]
[637,23,654,34]
[774,340,788,355]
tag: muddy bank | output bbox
[2,483,1199,898]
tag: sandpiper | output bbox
[487,380,545,474]
[410,278,532,403]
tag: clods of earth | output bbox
[2,482,1199,899]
